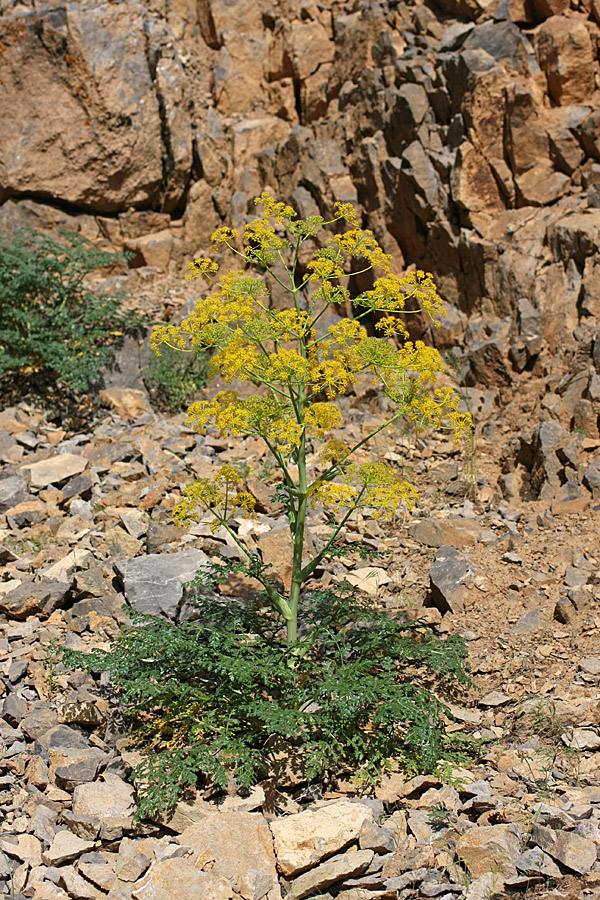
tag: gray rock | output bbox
[428,545,473,614]
[21,707,59,740]
[531,824,596,874]
[0,474,27,513]
[34,725,90,762]
[510,608,545,635]
[516,847,562,878]
[385,867,430,891]
[1,693,29,726]
[578,657,600,675]
[54,749,107,791]
[358,821,395,854]
[114,549,210,619]
[286,849,374,900]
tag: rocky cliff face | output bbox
[2,0,600,444]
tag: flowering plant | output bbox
[151,194,471,642]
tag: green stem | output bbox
[308,409,404,492]
[299,487,366,582]
[288,428,307,644]
[210,513,293,620]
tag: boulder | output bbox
[451,142,505,217]
[114,549,211,619]
[530,824,597,874]
[428,546,473,614]
[20,453,88,489]
[0,474,27,514]
[177,811,282,900]
[269,801,375,877]
[285,849,374,900]
[455,823,522,878]
[42,831,95,866]
[131,858,233,900]
[535,17,595,105]
[72,775,136,819]
[0,2,191,212]
[0,582,70,620]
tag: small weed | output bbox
[0,847,14,899]
[443,349,478,500]
[0,229,142,392]
[145,343,210,412]
[43,639,64,696]
[531,699,562,740]
[428,801,453,828]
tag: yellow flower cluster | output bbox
[403,386,473,442]
[187,257,219,281]
[304,402,343,437]
[319,439,350,464]
[211,226,239,248]
[268,310,313,341]
[326,229,392,271]
[374,315,409,339]
[307,257,344,282]
[357,271,446,324]
[310,462,418,520]
[186,391,306,452]
[333,201,359,223]
[173,465,256,528]
[349,462,418,517]
[254,192,297,222]
[308,319,367,398]
[243,217,284,253]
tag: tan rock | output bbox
[533,0,569,17]
[516,163,569,206]
[286,849,374,900]
[343,566,391,596]
[20,453,88,489]
[465,872,506,900]
[535,828,597,874]
[125,230,174,270]
[232,117,291,166]
[42,830,95,866]
[0,3,190,212]
[72,775,136,819]
[177,811,281,900]
[535,16,595,105]
[27,885,70,900]
[409,518,477,549]
[58,866,99,900]
[184,179,221,256]
[40,549,93,583]
[153,795,217,832]
[450,142,504,216]
[455,823,521,878]
[269,801,375,877]
[505,83,551,176]
[132,858,233,900]
[98,388,151,420]
[0,833,42,867]
[284,19,334,81]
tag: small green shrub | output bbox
[62,560,473,818]
[0,229,141,392]
[145,342,210,412]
